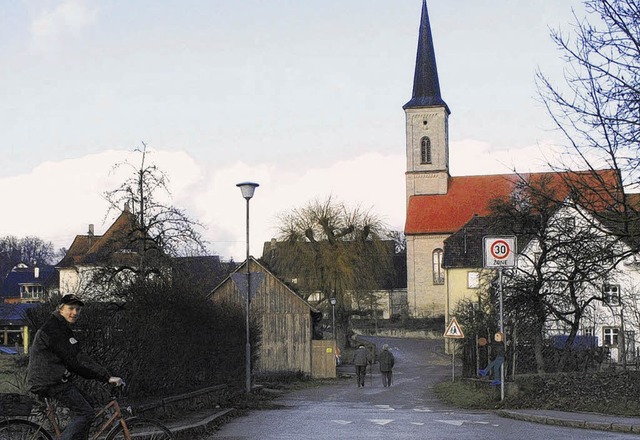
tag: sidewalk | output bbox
[497,409,640,435]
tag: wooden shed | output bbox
[209,257,322,376]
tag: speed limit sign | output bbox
[483,236,517,268]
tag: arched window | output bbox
[420,137,432,164]
[433,248,444,285]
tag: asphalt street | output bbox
[202,337,639,440]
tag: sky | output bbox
[1,0,586,261]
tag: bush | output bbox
[505,371,640,415]
[26,282,259,400]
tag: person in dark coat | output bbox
[378,344,395,387]
[27,294,124,440]
[352,344,372,388]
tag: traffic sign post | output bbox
[444,318,464,382]
[483,236,516,401]
[483,236,517,268]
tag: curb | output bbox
[496,410,640,435]
[168,408,237,438]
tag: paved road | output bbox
[205,337,638,439]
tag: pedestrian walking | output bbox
[378,343,395,387]
[352,344,372,388]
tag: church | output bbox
[402,1,616,317]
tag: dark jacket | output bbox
[490,341,505,359]
[27,311,110,394]
[352,347,372,366]
[378,349,395,372]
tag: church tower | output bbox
[404,0,450,202]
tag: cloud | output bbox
[450,138,561,176]
[26,0,97,50]
[0,139,560,262]
[0,149,405,262]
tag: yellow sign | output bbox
[444,317,464,339]
[326,347,333,353]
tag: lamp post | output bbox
[237,181,259,393]
[329,297,337,343]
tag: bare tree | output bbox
[536,0,640,243]
[99,143,208,288]
[265,196,395,348]
[491,175,618,372]
[0,235,57,279]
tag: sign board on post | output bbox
[483,236,517,269]
[444,317,464,339]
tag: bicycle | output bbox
[0,385,174,440]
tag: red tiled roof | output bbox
[405,174,518,235]
[628,193,640,211]
[405,169,620,235]
[56,235,100,266]
[57,210,163,267]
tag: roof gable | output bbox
[57,210,163,268]
[209,257,317,313]
[443,216,531,268]
[0,265,58,298]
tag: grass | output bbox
[435,371,640,416]
[434,380,500,410]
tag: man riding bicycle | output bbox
[27,294,124,440]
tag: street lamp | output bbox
[237,181,259,393]
[329,297,337,343]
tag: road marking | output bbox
[437,420,465,426]
[413,407,432,412]
[375,405,395,411]
[369,419,394,426]
[332,420,352,425]
[411,422,425,426]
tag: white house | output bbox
[514,203,640,364]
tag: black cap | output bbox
[60,294,84,307]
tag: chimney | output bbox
[88,224,95,236]
[34,267,39,279]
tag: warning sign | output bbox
[444,317,464,339]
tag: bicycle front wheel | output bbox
[106,417,174,440]
[0,419,53,440]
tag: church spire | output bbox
[403,0,449,112]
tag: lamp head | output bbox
[329,297,337,306]
[236,182,259,200]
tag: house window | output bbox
[561,217,575,229]
[433,249,444,285]
[603,284,620,306]
[467,271,480,289]
[420,137,432,164]
[603,327,619,347]
[20,284,44,301]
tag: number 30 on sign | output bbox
[483,236,517,268]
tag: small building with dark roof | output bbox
[442,215,531,323]
[0,263,58,304]
[209,257,335,378]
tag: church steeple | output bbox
[404,0,450,200]
[403,0,449,113]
